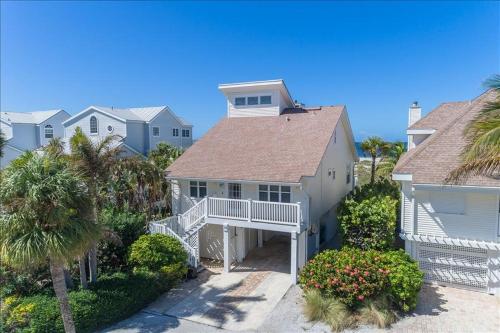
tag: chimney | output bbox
[408,101,421,127]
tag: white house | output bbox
[63,105,193,156]
[151,80,358,284]
[393,90,500,295]
[0,109,70,168]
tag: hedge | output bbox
[1,271,176,333]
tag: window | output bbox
[228,183,241,199]
[107,125,114,133]
[182,129,190,137]
[172,128,179,137]
[247,96,259,105]
[90,116,98,134]
[333,130,337,144]
[190,181,207,198]
[328,168,336,180]
[346,164,351,184]
[44,125,53,139]
[235,97,246,106]
[429,192,465,215]
[260,95,272,104]
[258,185,290,203]
[152,126,160,137]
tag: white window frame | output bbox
[235,97,246,106]
[189,181,207,198]
[247,96,259,105]
[90,116,98,135]
[44,124,54,139]
[152,126,160,137]
[228,183,242,199]
[182,129,190,137]
[172,128,179,137]
[258,184,291,203]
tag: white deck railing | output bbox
[180,198,207,231]
[207,197,302,226]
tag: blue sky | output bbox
[1,1,498,141]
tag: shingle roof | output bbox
[92,106,166,122]
[1,110,64,124]
[166,106,346,183]
[408,101,470,130]
[394,89,500,187]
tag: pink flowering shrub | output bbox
[299,248,388,308]
[299,248,423,311]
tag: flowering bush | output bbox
[299,248,388,307]
[299,248,423,311]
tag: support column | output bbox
[291,231,298,284]
[223,223,230,273]
[258,230,263,248]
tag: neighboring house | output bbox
[154,80,358,284]
[0,109,70,168]
[63,105,193,156]
[393,90,500,295]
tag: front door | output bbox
[228,183,242,199]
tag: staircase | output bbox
[149,198,207,269]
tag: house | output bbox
[62,105,193,156]
[393,90,500,295]
[0,109,70,168]
[151,80,358,284]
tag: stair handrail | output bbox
[180,198,207,232]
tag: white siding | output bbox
[415,189,499,241]
[401,181,413,233]
[65,110,127,140]
[125,122,145,154]
[149,110,192,150]
[9,124,37,150]
[0,145,23,168]
[38,111,70,147]
[227,90,281,118]
[302,113,356,245]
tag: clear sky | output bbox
[1,1,498,141]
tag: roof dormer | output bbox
[218,79,294,118]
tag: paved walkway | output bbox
[103,236,292,332]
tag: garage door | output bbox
[416,242,489,291]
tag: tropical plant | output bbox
[360,137,390,184]
[69,127,122,283]
[0,154,100,333]
[358,294,397,328]
[376,141,405,179]
[0,129,5,158]
[338,195,397,250]
[303,289,353,332]
[128,234,187,272]
[148,142,183,170]
[447,75,500,182]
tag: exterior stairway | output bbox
[149,198,208,270]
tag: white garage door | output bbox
[416,242,489,291]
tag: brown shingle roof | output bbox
[166,106,346,183]
[408,101,469,130]
[394,90,500,187]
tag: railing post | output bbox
[296,202,301,226]
[248,199,252,222]
[204,197,208,218]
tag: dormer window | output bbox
[260,96,272,104]
[235,97,246,106]
[247,96,259,105]
[44,125,53,138]
[90,116,98,134]
[182,129,190,137]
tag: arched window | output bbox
[90,116,98,134]
[44,124,53,139]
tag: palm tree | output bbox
[377,141,406,179]
[360,136,390,184]
[69,127,122,283]
[447,75,500,182]
[148,142,183,170]
[0,154,99,333]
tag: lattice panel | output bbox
[417,242,489,291]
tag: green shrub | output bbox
[380,250,424,312]
[299,248,388,308]
[299,248,423,312]
[2,271,173,333]
[0,265,52,298]
[128,234,188,272]
[338,195,397,250]
[350,179,400,201]
[98,208,147,272]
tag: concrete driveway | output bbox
[103,236,292,332]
